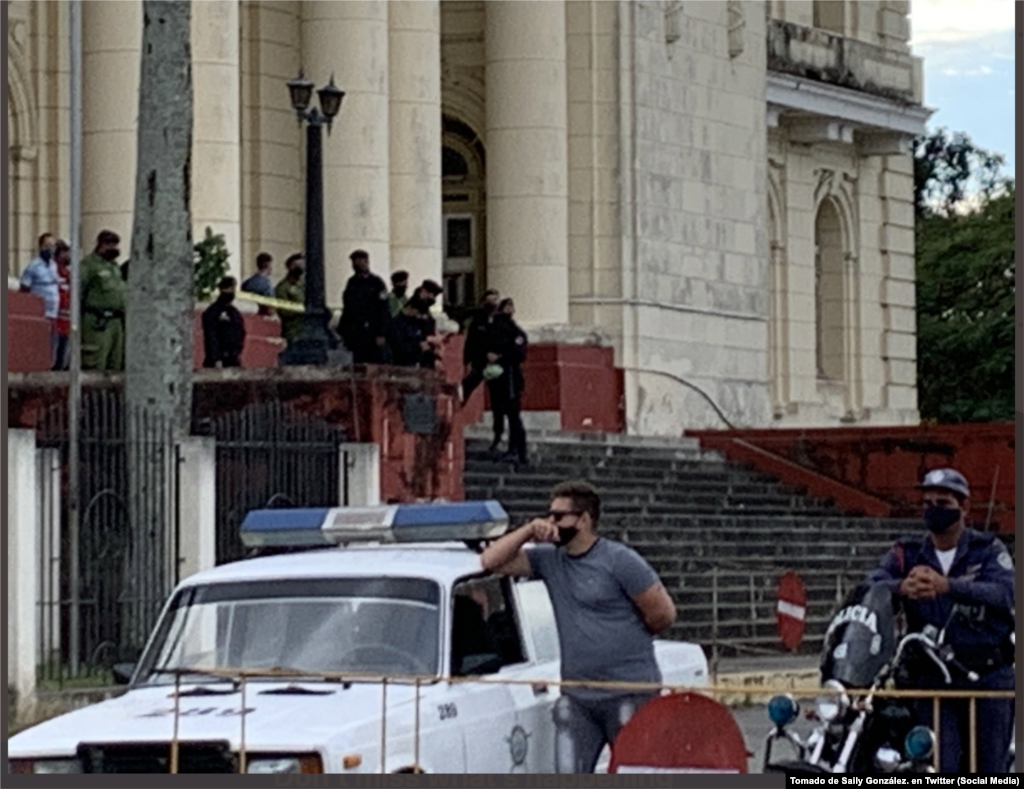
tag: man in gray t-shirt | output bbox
[481,480,677,773]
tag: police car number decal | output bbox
[438,703,458,721]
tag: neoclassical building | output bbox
[7,0,928,434]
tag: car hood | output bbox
[9,680,420,759]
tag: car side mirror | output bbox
[112,662,136,685]
[458,653,503,676]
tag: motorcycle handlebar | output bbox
[892,633,952,685]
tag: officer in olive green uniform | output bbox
[80,230,127,371]
[274,261,306,344]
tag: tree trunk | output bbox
[124,0,193,654]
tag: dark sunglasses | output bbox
[546,510,583,523]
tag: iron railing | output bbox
[34,390,180,685]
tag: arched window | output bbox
[814,199,846,381]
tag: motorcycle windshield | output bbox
[820,583,896,688]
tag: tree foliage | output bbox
[193,227,231,300]
[913,128,1007,217]
[914,129,1015,423]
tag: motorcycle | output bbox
[761,582,1009,775]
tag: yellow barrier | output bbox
[156,666,1013,775]
[234,291,306,313]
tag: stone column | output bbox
[7,430,39,721]
[177,437,217,579]
[192,0,243,278]
[339,443,381,506]
[388,1,442,290]
[82,0,142,252]
[485,0,570,327]
[302,0,390,303]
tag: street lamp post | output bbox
[280,71,345,366]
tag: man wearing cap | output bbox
[339,249,389,365]
[866,468,1015,773]
[80,230,128,371]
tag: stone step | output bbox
[464,431,705,453]
[470,486,834,511]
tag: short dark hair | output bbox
[285,253,304,268]
[349,249,369,261]
[218,276,237,290]
[256,252,273,269]
[38,233,54,248]
[54,239,70,253]
[420,279,443,296]
[391,270,409,285]
[498,297,514,312]
[550,480,601,527]
[97,230,120,247]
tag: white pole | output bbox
[68,0,83,675]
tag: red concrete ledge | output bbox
[688,424,1015,533]
[698,435,893,518]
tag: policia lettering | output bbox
[80,234,127,372]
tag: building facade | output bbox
[6,0,928,434]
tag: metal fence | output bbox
[71,668,1012,775]
[34,390,180,685]
[195,401,347,564]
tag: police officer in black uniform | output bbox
[867,468,1015,773]
[339,249,389,364]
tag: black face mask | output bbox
[219,292,235,304]
[557,527,578,547]
[410,297,433,313]
[291,267,304,278]
[924,504,961,535]
[40,249,53,262]
[102,249,120,262]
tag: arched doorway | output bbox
[441,115,485,325]
[814,198,846,383]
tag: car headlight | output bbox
[767,694,800,727]
[814,679,850,723]
[875,746,902,772]
[31,759,84,774]
[246,755,322,774]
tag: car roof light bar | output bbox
[240,501,510,549]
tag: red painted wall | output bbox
[7,288,281,372]
[7,290,52,372]
[690,425,1015,534]
[9,368,465,504]
[520,344,625,432]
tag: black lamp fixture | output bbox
[280,69,346,367]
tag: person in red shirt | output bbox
[52,239,71,371]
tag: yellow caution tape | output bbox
[235,292,306,313]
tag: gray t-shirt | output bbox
[527,538,662,699]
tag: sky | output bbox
[910,0,1017,178]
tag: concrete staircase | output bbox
[463,430,921,657]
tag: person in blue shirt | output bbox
[241,251,275,315]
[19,232,61,366]
[867,468,1015,773]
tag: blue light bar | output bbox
[240,501,510,549]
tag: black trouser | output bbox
[912,665,1014,773]
[488,377,526,461]
[461,365,484,400]
[346,334,384,365]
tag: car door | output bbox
[449,576,522,773]
[508,577,562,773]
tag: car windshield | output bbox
[135,577,442,684]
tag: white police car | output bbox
[8,501,708,774]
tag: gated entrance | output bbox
[198,401,348,564]
[34,390,180,684]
